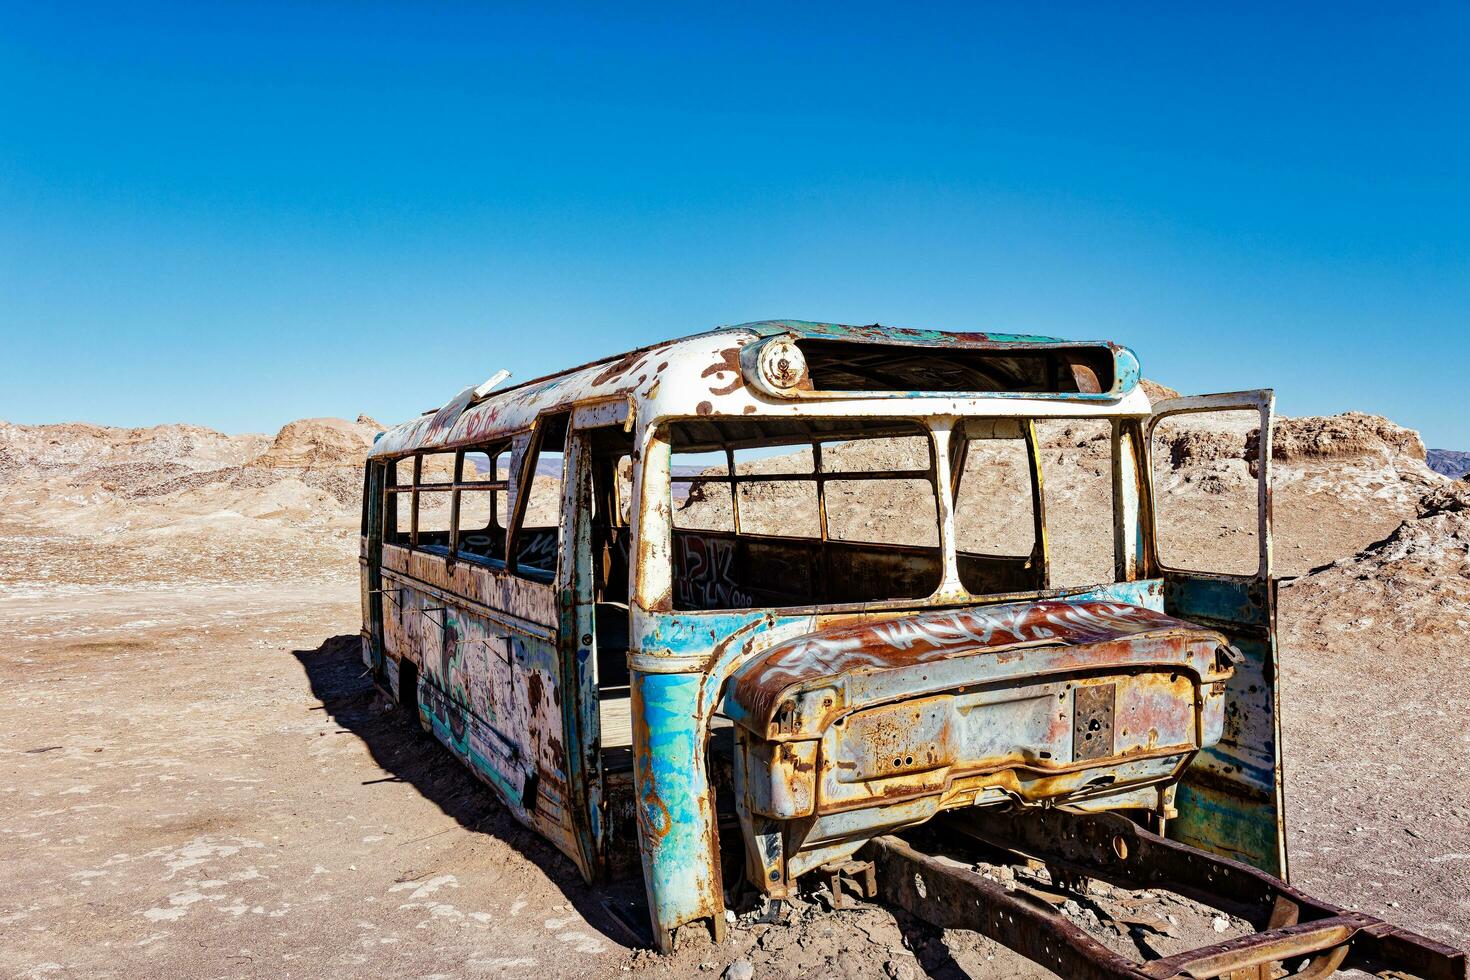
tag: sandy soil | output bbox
[3,538,1466,979]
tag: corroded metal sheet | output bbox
[1073,682,1116,762]
[726,599,1225,736]
[382,544,557,628]
[630,669,726,952]
[378,540,578,866]
[743,648,1211,820]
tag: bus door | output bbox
[561,401,636,877]
[498,411,599,875]
[361,459,387,681]
[1145,390,1286,878]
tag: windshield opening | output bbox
[667,418,941,610]
[659,415,1123,612]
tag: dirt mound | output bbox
[1285,482,1470,647]
[1141,412,1444,575]
[0,417,380,587]
[252,416,379,469]
[1153,412,1427,469]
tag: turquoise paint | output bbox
[1171,781,1283,877]
[637,609,783,662]
[424,693,526,809]
[631,669,722,939]
[1164,573,1285,878]
[1080,578,1164,612]
[1164,575,1270,628]
[733,321,1142,398]
[735,319,1064,346]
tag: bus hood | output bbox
[723,598,1235,742]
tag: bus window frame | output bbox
[382,441,514,565]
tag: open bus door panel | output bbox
[1146,389,1286,879]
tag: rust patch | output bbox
[729,600,1224,730]
[639,773,673,841]
[591,350,651,387]
[696,400,714,416]
[527,669,544,712]
[701,346,743,395]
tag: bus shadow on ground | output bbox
[291,634,966,974]
[290,634,651,951]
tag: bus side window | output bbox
[415,453,456,548]
[455,447,509,563]
[509,413,569,580]
[384,456,413,544]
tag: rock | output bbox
[1140,378,1180,404]
[883,958,916,980]
[1418,481,1470,518]
[759,927,794,952]
[722,959,754,980]
[252,417,379,469]
[1212,915,1229,933]
[1265,412,1426,463]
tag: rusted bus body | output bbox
[359,320,1286,952]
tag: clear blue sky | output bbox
[2,3,1467,446]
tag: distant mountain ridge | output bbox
[1427,449,1470,479]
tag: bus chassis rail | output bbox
[858,807,1465,980]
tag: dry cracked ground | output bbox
[2,412,1468,979]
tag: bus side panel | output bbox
[379,544,583,866]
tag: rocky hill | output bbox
[0,416,381,587]
[1286,479,1470,640]
[677,409,1444,580]
[0,407,1454,589]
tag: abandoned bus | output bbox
[358,321,1463,977]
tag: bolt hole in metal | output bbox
[1112,835,1129,860]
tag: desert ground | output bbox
[2,408,1468,978]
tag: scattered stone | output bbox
[723,959,754,980]
[883,958,916,980]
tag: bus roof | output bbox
[367,320,1146,459]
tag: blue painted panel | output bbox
[631,669,723,940]
[1164,575,1285,878]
